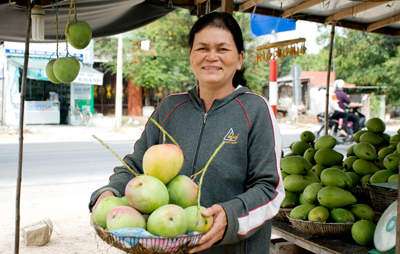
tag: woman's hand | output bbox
[90,190,115,226]
[189,204,227,253]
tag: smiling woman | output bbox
[89,12,284,254]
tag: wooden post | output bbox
[221,0,233,15]
[324,21,335,135]
[15,3,31,254]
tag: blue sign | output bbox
[250,15,296,38]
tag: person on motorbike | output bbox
[329,92,349,137]
[333,79,363,134]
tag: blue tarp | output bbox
[250,14,296,38]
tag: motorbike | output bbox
[313,106,366,145]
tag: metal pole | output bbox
[324,21,335,135]
[115,34,123,128]
[15,4,31,254]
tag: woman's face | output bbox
[189,27,244,89]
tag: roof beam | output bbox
[282,0,325,19]
[194,0,206,5]
[366,13,400,32]
[325,2,391,24]
[238,0,265,12]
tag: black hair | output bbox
[188,12,247,87]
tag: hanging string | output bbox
[205,0,211,14]
[51,2,59,58]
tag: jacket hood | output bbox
[187,86,252,112]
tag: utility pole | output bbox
[115,33,123,128]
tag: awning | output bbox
[7,56,104,85]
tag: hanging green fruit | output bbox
[53,57,80,83]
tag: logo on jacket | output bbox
[223,128,239,144]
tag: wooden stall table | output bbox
[271,219,372,254]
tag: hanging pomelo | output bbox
[53,57,80,83]
[66,21,92,50]
[46,59,61,84]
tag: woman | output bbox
[89,12,284,254]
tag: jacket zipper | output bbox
[191,112,208,175]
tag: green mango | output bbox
[283,174,320,193]
[349,204,374,221]
[354,130,369,143]
[314,135,336,150]
[353,159,380,176]
[346,172,361,187]
[283,152,296,157]
[314,147,344,166]
[366,117,386,134]
[299,193,313,205]
[281,156,312,175]
[302,183,324,204]
[331,165,344,170]
[388,174,398,183]
[303,148,316,164]
[317,186,357,208]
[300,130,316,143]
[306,170,320,182]
[398,128,400,135]
[281,190,299,208]
[360,174,373,189]
[351,220,376,246]
[320,168,353,188]
[281,170,289,180]
[289,204,316,220]
[381,133,391,145]
[308,206,329,222]
[372,158,385,170]
[383,152,400,172]
[311,164,325,178]
[330,208,355,223]
[359,132,385,146]
[378,146,395,160]
[353,142,377,161]
[347,144,356,156]
[370,170,395,184]
[389,134,400,147]
[291,141,312,156]
[397,142,400,153]
[343,156,358,171]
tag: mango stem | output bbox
[93,135,138,177]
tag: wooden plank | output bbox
[221,0,233,15]
[238,0,265,12]
[282,0,325,18]
[194,0,206,5]
[367,13,400,32]
[325,2,390,24]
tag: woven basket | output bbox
[367,183,398,212]
[348,186,373,207]
[273,208,293,222]
[288,216,353,236]
[94,224,203,254]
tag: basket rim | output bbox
[287,216,354,225]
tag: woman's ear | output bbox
[237,51,244,70]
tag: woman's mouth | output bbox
[203,67,221,70]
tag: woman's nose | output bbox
[205,50,218,61]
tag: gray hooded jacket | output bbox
[89,86,285,254]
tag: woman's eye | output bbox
[218,48,228,51]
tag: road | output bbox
[0,134,309,187]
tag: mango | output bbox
[389,134,400,147]
[381,133,391,145]
[346,172,361,187]
[289,204,316,220]
[284,152,296,157]
[383,152,399,172]
[353,159,380,176]
[281,190,299,208]
[308,206,329,222]
[343,156,358,171]
[398,142,400,153]
[360,174,373,189]
[314,135,336,150]
[302,183,324,204]
[370,170,395,184]
[306,170,320,182]
[317,186,357,208]
[300,130,316,143]
[283,174,319,193]
[311,164,325,178]
[359,132,385,146]
[349,204,374,221]
[372,158,385,170]
[354,130,369,143]
[281,156,312,175]
[353,142,377,161]
[299,193,312,205]
[320,168,353,188]
[331,165,344,170]
[388,174,398,183]
[365,117,386,134]
[281,170,289,180]
[314,147,344,166]
[347,144,356,156]
[330,208,355,223]
[291,141,312,156]
[303,148,316,164]
[351,220,376,245]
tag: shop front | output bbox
[1,41,103,126]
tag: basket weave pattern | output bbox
[367,183,398,212]
[273,208,292,222]
[94,224,202,254]
[288,216,353,236]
